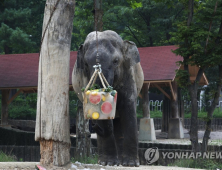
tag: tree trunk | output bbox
[189,82,200,152]
[142,83,150,118]
[202,65,222,152]
[1,89,10,125]
[35,0,75,166]
[76,102,91,159]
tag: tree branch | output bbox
[126,25,143,47]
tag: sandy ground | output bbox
[0,162,205,170]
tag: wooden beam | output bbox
[169,82,176,101]
[148,82,150,89]
[144,80,172,83]
[154,84,171,100]
[7,89,22,105]
[0,86,37,90]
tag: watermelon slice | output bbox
[89,92,101,104]
[101,102,112,114]
[36,165,46,170]
[114,93,117,103]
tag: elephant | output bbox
[72,30,144,166]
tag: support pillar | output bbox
[168,81,184,139]
[139,83,156,141]
[1,89,10,125]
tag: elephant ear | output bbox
[76,44,84,69]
[72,44,88,102]
[123,40,140,67]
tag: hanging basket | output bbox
[82,68,117,120]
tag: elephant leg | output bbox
[113,117,123,164]
[118,99,140,167]
[92,120,118,166]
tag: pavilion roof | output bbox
[0,45,208,90]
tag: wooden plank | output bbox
[144,80,172,83]
[7,89,22,105]
[169,82,176,101]
[154,84,171,100]
[148,82,150,89]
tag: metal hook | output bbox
[93,64,102,73]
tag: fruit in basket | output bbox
[114,93,117,103]
[102,94,106,101]
[86,90,91,95]
[89,92,101,104]
[101,101,112,114]
[92,112,100,119]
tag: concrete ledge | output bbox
[0,162,204,170]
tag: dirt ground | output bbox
[0,162,205,170]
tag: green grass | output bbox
[0,151,16,162]
[184,108,222,118]
[137,106,163,118]
[71,155,98,164]
[168,158,222,170]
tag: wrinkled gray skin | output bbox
[72,30,144,167]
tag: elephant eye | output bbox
[113,58,118,65]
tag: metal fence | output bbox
[184,100,222,112]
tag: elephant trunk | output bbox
[92,120,113,137]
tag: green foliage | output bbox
[126,0,142,9]
[170,0,222,82]
[168,158,222,170]
[0,91,79,120]
[71,1,94,50]
[0,151,16,162]
[0,0,45,54]
[137,105,162,118]
[69,91,79,118]
[104,86,113,92]
[71,154,98,164]
[8,93,37,120]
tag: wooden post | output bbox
[1,89,10,125]
[35,0,75,166]
[162,94,171,132]
[94,0,103,31]
[142,83,150,118]
[76,102,91,159]
[170,81,179,118]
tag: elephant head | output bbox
[72,30,142,102]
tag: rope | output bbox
[91,73,98,87]
[84,68,111,92]
[101,73,110,87]
[85,69,99,92]
[98,72,106,89]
